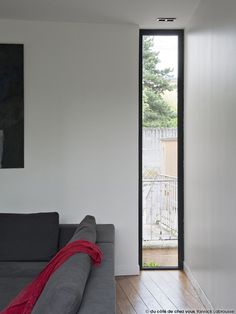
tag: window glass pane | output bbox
[142,35,178,268]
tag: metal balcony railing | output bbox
[143,174,178,244]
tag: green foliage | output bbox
[143,261,160,268]
[143,36,177,128]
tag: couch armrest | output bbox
[96,224,114,244]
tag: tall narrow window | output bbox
[139,30,184,269]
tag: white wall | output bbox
[185,0,236,308]
[0,19,139,276]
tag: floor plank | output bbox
[168,271,200,299]
[116,281,136,314]
[128,275,163,310]
[147,271,190,309]
[116,303,122,314]
[140,271,177,310]
[151,271,204,309]
[117,276,148,313]
[116,270,205,314]
[168,271,205,308]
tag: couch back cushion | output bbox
[58,225,77,249]
[0,212,59,261]
[58,224,115,249]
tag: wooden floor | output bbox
[116,271,205,314]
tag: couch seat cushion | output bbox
[0,212,59,261]
[0,277,33,311]
[0,261,48,277]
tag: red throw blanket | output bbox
[0,240,102,314]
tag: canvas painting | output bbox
[0,44,24,168]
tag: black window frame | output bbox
[139,29,184,270]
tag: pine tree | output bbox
[143,36,177,127]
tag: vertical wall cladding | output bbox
[185,0,236,308]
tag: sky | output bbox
[153,35,178,78]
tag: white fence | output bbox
[143,128,177,174]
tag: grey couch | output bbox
[0,219,115,314]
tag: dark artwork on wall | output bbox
[0,44,24,168]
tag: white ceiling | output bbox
[0,0,200,28]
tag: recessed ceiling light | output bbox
[156,18,176,22]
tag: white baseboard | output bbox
[184,262,214,310]
[115,264,140,276]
